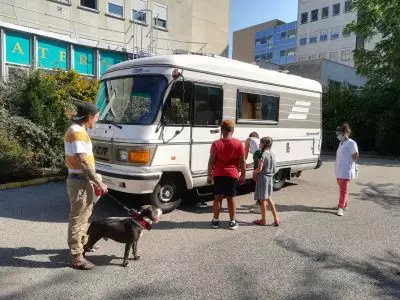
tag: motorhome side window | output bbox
[237,91,279,123]
[193,84,223,126]
[164,81,192,125]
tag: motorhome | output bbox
[89,54,322,212]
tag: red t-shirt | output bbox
[210,138,245,178]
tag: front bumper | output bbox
[96,169,162,194]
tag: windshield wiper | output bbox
[101,121,122,129]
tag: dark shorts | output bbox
[213,176,238,198]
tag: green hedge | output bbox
[322,84,400,155]
[0,69,98,184]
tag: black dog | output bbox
[84,205,162,267]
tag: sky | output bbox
[229,0,299,57]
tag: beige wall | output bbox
[232,19,283,63]
[190,0,230,56]
[0,0,230,56]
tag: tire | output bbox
[273,169,286,191]
[147,176,183,213]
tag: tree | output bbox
[345,0,400,89]
[344,0,400,154]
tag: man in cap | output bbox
[64,101,108,270]
[207,119,246,230]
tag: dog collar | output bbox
[130,211,151,230]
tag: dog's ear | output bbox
[139,206,151,218]
[139,205,151,212]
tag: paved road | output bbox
[0,156,399,300]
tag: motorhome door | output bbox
[190,83,223,174]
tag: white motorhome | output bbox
[89,54,322,212]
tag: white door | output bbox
[158,81,192,166]
[190,84,223,174]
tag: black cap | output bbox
[72,102,99,122]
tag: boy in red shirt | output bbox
[207,119,246,230]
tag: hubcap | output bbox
[158,184,175,203]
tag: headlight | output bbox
[117,149,151,164]
[118,150,128,162]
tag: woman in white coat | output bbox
[335,123,359,216]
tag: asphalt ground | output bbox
[0,156,399,300]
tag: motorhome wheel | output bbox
[273,170,286,191]
[148,178,183,213]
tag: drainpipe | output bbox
[32,35,38,71]
[0,29,6,79]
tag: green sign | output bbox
[37,38,68,70]
[5,30,31,65]
[74,46,94,76]
[100,50,126,75]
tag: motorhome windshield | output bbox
[96,76,167,125]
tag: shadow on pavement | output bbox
[275,237,400,299]
[350,182,400,214]
[0,247,69,269]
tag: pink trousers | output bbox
[337,178,351,209]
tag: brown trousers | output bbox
[66,176,94,256]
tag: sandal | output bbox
[71,259,96,270]
[253,220,267,226]
[273,220,280,227]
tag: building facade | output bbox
[0,0,230,79]
[254,21,297,65]
[296,0,357,67]
[232,19,284,64]
[257,59,367,88]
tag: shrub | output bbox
[0,129,35,183]
[0,68,29,114]
[0,108,67,183]
[0,69,98,182]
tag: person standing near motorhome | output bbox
[335,123,359,216]
[252,137,280,226]
[207,120,246,230]
[65,102,108,270]
[245,132,260,160]
[245,132,262,213]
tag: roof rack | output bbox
[172,50,215,57]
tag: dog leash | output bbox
[94,187,152,230]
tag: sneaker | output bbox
[197,202,208,208]
[344,206,349,211]
[337,208,344,216]
[211,219,220,229]
[229,220,239,230]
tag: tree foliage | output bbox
[0,69,98,183]
[345,0,400,88]
[343,0,400,154]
